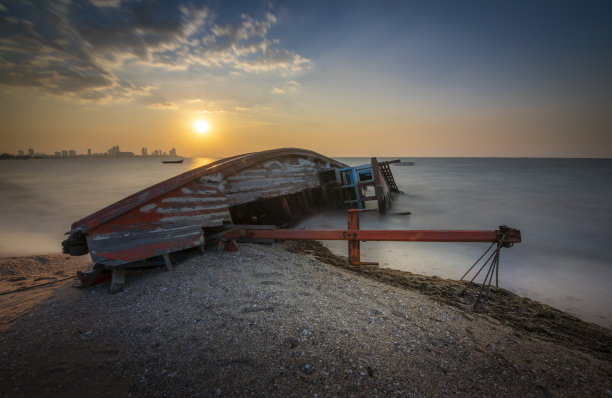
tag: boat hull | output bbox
[64,148,347,266]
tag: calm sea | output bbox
[1,156,611,329]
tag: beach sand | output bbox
[1,243,610,397]
[0,254,89,333]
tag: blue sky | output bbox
[0,0,610,157]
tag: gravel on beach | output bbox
[1,243,611,397]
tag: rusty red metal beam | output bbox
[222,227,521,243]
[222,209,521,265]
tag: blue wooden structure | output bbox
[337,158,400,211]
[338,163,376,208]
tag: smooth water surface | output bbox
[0,157,214,256]
[0,156,610,328]
[299,158,612,329]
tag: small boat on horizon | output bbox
[162,158,184,164]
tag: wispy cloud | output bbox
[0,1,311,103]
[186,12,311,74]
[146,101,178,110]
[89,0,123,8]
[272,80,300,94]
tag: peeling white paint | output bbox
[156,203,228,213]
[162,196,226,204]
[90,225,204,241]
[173,231,204,239]
[195,189,221,195]
[91,235,113,241]
[159,213,228,223]
[140,203,157,213]
[181,187,194,194]
[200,173,222,182]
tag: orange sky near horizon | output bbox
[2,87,608,159]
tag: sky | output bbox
[0,0,611,158]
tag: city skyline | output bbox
[2,144,179,158]
[1,1,611,158]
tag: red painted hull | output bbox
[64,148,347,266]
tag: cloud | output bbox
[272,80,300,94]
[89,0,123,7]
[0,3,154,102]
[187,12,311,74]
[0,1,311,103]
[147,101,178,110]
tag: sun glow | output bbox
[194,120,210,133]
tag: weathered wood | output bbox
[66,149,348,267]
[224,157,328,206]
[76,267,102,287]
[110,266,125,293]
[87,226,204,266]
[281,196,293,220]
[69,149,344,234]
[301,191,312,214]
[378,159,400,192]
[371,157,392,213]
[163,253,173,271]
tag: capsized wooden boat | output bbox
[62,148,400,268]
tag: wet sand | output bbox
[0,254,89,332]
[1,243,610,397]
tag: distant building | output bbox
[107,145,120,156]
[141,147,148,156]
[28,148,34,156]
[87,148,92,156]
[169,148,177,157]
[107,145,134,157]
[18,150,24,156]
[55,152,61,157]
[68,150,76,157]
[61,150,68,157]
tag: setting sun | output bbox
[194,120,210,133]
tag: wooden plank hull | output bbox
[224,157,322,206]
[64,148,348,266]
[88,226,204,265]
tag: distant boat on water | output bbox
[162,158,183,164]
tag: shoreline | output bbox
[0,254,90,332]
[1,244,611,396]
[286,241,612,356]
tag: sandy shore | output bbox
[0,254,89,333]
[1,243,611,397]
